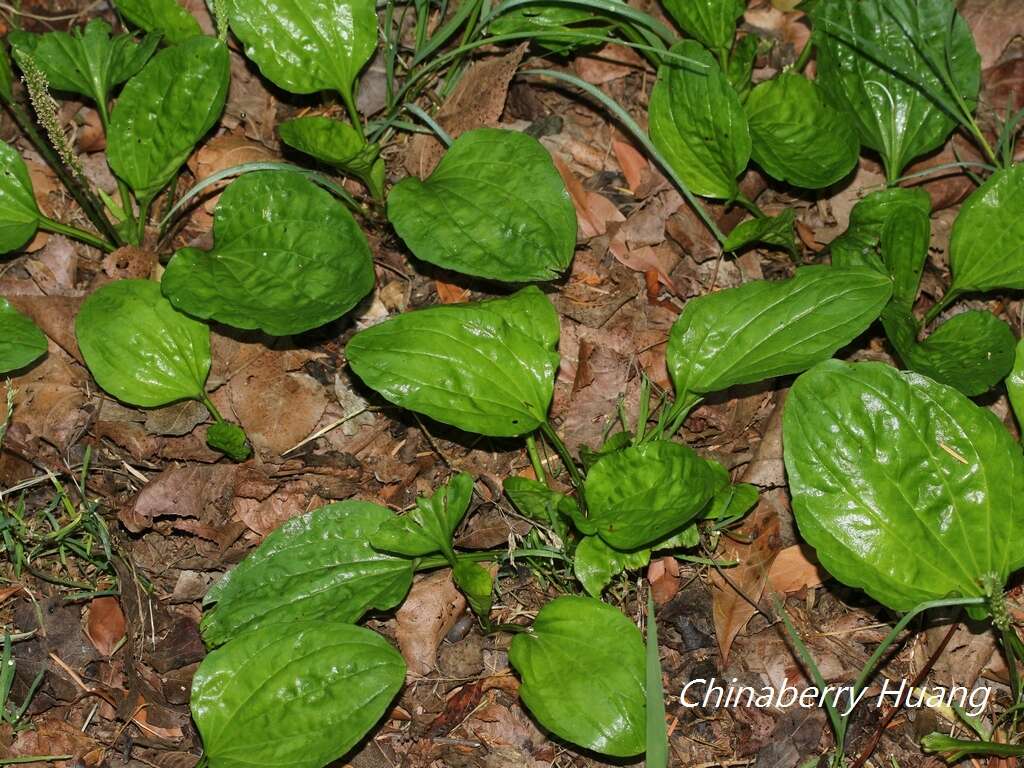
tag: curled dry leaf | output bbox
[85,596,126,657]
[396,569,467,677]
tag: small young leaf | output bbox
[191,621,405,768]
[75,279,210,408]
[1007,338,1024,432]
[503,476,575,539]
[661,0,745,54]
[744,73,859,189]
[107,35,229,202]
[278,115,382,194]
[949,164,1024,294]
[0,142,40,253]
[162,171,374,335]
[509,596,646,757]
[370,473,474,559]
[489,4,617,53]
[201,501,413,647]
[584,440,716,550]
[9,20,157,110]
[783,359,1024,613]
[225,0,377,100]
[811,0,980,178]
[346,287,559,437]
[574,535,650,598]
[725,34,758,98]
[0,298,46,374]
[113,0,202,44]
[205,422,251,462]
[387,128,577,282]
[649,40,750,199]
[882,307,1015,396]
[723,208,798,256]
[667,265,893,396]
[453,559,493,619]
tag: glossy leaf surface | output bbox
[108,35,229,202]
[723,209,797,256]
[1007,339,1024,431]
[114,0,202,43]
[225,0,377,99]
[949,164,1024,293]
[649,40,750,199]
[192,621,404,768]
[783,359,1024,611]
[812,0,980,177]
[584,440,715,550]
[201,501,413,647]
[278,115,382,194]
[574,535,650,597]
[370,473,473,558]
[0,298,46,374]
[0,142,40,253]
[661,0,745,53]
[388,128,576,282]
[509,596,645,757]
[346,287,559,437]
[75,279,210,407]
[744,73,859,189]
[667,266,892,396]
[162,171,374,335]
[205,422,251,462]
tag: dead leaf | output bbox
[612,139,648,194]
[766,544,826,595]
[144,399,210,436]
[127,464,237,533]
[396,569,466,677]
[436,279,471,304]
[552,154,624,238]
[189,134,277,183]
[648,556,680,605]
[959,0,1024,69]
[102,246,158,281]
[85,596,126,657]
[573,43,645,85]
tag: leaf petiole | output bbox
[38,216,113,252]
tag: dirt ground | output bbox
[2,0,1024,766]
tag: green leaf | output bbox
[645,591,668,768]
[667,265,893,396]
[0,298,46,374]
[162,171,374,335]
[346,287,559,437]
[489,3,617,53]
[509,596,645,757]
[782,359,1024,612]
[661,0,745,53]
[949,164,1024,294]
[811,0,980,178]
[370,473,474,558]
[584,440,716,550]
[1007,339,1024,432]
[574,535,650,597]
[453,558,493,619]
[201,501,413,647]
[278,115,382,194]
[9,20,158,110]
[649,40,750,199]
[191,621,405,768]
[205,421,251,462]
[882,307,1015,396]
[503,476,575,539]
[113,0,202,44]
[107,35,229,202]
[387,128,577,282]
[723,209,798,257]
[75,279,210,408]
[0,142,40,253]
[725,34,757,99]
[0,42,15,103]
[744,73,859,189]
[225,0,376,100]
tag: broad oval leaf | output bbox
[9,19,157,109]
[649,40,750,200]
[113,0,202,43]
[201,501,413,648]
[107,35,229,202]
[192,621,405,768]
[1007,338,1024,431]
[883,307,1015,396]
[278,115,382,195]
[161,171,374,335]
[75,279,210,407]
[583,440,716,550]
[667,265,893,396]
[346,287,559,437]
[744,73,859,189]
[574,535,650,597]
[0,298,46,373]
[723,208,797,257]
[949,164,1024,294]
[661,0,745,53]
[783,359,1024,612]
[387,128,576,282]
[812,0,980,178]
[509,596,645,757]
[0,143,40,253]
[225,0,377,100]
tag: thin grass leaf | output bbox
[645,591,668,768]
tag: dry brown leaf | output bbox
[6,295,82,362]
[189,134,277,183]
[648,556,680,605]
[102,246,158,281]
[573,43,645,85]
[612,139,648,194]
[766,544,826,595]
[552,154,623,238]
[85,596,126,657]
[396,569,467,677]
[959,0,1024,69]
[127,464,237,533]
[435,279,471,304]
